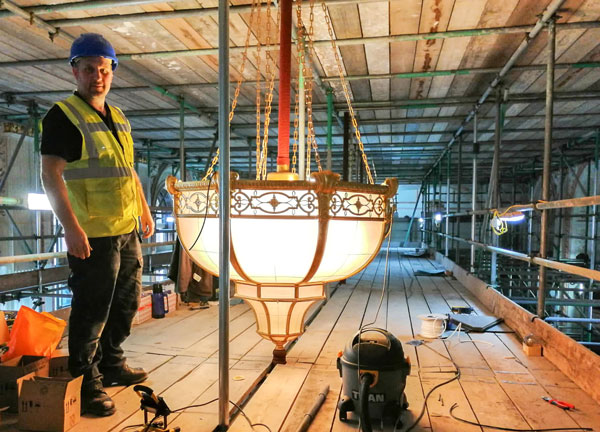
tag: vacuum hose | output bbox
[359,373,375,432]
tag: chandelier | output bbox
[167,0,397,363]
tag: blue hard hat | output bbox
[69,33,118,70]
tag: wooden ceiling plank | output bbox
[390,0,421,101]
[409,0,456,99]
[358,1,389,104]
[428,0,487,103]
[328,3,371,103]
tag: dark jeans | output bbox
[67,230,142,391]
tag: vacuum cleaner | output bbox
[337,328,410,431]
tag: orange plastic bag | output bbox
[0,311,9,344]
[2,306,66,362]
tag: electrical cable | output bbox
[119,425,145,432]
[143,414,160,432]
[354,215,394,431]
[169,398,273,432]
[449,403,593,432]
[188,172,215,250]
[358,373,375,432]
[121,395,273,432]
[395,369,461,432]
[393,343,460,432]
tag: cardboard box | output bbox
[132,291,152,325]
[0,355,49,411]
[50,349,71,378]
[18,375,83,432]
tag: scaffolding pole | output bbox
[445,152,451,257]
[217,0,231,427]
[538,17,556,318]
[456,135,462,261]
[491,92,502,287]
[471,113,478,273]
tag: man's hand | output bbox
[133,171,155,239]
[140,207,155,239]
[64,225,92,259]
[42,155,91,258]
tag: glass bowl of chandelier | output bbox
[166,171,397,362]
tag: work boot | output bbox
[82,382,116,417]
[102,364,148,387]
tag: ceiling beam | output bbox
[0,16,597,69]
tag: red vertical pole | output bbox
[276,0,292,172]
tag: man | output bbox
[41,33,154,417]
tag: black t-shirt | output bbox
[41,92,123,162]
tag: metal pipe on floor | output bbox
[538,17,556,317]
[217,0,231,427]
[294,385,330,432]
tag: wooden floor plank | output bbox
[279,365,341,432]
[228,361,313,431]
[287,284,355,364]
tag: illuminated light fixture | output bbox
[27,193,52,211]
[499,211,525,223]
[165,216,175,223]
[434,213,443,224]
[167,172,397,363]
[492,209,526,236]
[418,217,424,224]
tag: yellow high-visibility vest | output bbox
[56,94,141,237]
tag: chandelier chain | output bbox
[292,0,304,175]
[320,0,373,184]
[258,0,278,179]
[255,0,263,178]
[304,0,322,176]
[203,0,260,181]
